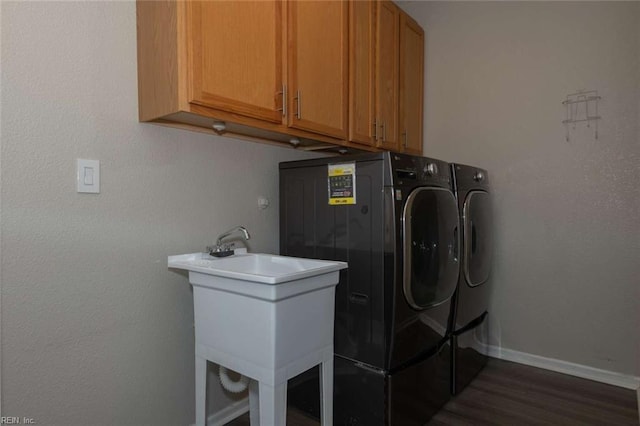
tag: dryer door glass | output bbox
[403,187,459,310]
[463,190,492,287]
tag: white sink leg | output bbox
[320,358,334,426]
[258,381,287,426]
[195,354,207,426]
[249,379,260,425]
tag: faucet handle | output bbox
[206,242,235,257]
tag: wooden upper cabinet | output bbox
[399,12,424,155]
[349,1,424,154]
[287,1,349,140]
[187,1,284,124]
[375,1,400,151]
[137,0,421,153]
[348,0,376,146]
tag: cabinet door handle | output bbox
[381,122,387,142]
[374,119,379,141]
[276,85,287,118]
[294,90,302,119]
[402,130,408,148]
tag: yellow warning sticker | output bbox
[328,163,356,205]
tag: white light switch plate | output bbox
[77,159,100,193]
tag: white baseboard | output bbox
[190,397,249,426]
[486,344,640,390]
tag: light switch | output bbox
[77,159,100,193]
[84,167,94,185]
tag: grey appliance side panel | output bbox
[279,159,388,368]
[279,169,309,257]
[334,356,387,426]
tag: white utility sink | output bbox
[168,252,346,284]
[168,251,347,426]
[168,252,346,301]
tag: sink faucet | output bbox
[207,226,251,257]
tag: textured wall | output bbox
[1,1,318,424]
[400,1,640,376]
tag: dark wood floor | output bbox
[227,358,639,425]
[429,359,638,425]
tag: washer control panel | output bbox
[453,164,490,190]
[391,154,451,186]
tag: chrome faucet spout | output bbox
[216,226,250,246]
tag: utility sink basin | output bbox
[168,252,346,284]
[168,252,347,301]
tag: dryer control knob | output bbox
[424,163,438,176]
[473,171,485,182]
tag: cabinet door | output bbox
[187,1,284,123]
[348,0,376,146]
[399,12,424,155]
[288,1,348,139]
[375,1,400,151]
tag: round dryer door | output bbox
[463,190,493,287]
[402,187,460,310]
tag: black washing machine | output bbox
[449,163,493,395]
[279,152,460,425]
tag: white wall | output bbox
[400,1,640,377]
[1,1,318,424]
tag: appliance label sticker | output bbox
[328,163,356,205]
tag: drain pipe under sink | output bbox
[218,366,250,394]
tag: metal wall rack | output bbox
[562,90,601,142]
